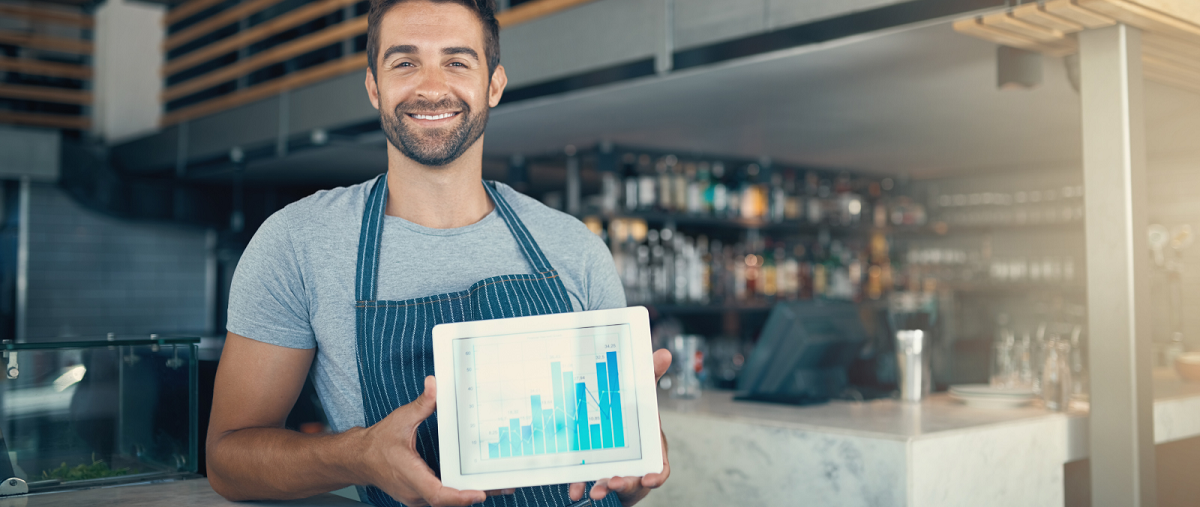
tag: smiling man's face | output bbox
[367,1,505,167]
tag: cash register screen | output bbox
[736,300,866,404]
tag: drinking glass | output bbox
[669,335,704,399]
[1042,338,1073,411]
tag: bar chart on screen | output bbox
[457,325,635,464]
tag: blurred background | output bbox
[0,0,1198,505]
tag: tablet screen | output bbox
[450,323,644,475]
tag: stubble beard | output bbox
[381,96,489,167]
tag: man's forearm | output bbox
[207,425,373,501]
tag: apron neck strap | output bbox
[355,174,558,302]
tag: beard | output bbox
[381,95,489,167]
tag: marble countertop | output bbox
[13,478,364,507]
[659,368,1200,444]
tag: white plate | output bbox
[949,384,1035,398]
[949,392,1034,409]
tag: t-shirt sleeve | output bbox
[225,209,316,349]
[583,234,627,311]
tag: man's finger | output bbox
[589,478,611,501]
[607,476,642,494]
[568,482,586,501]
[426,486,487,507]
[652,349,671,382]
[641,460,671,488]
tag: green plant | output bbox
[41,454,130,481]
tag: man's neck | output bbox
[383,140,493,229]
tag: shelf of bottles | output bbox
[555,151,923,311]
[518,146,1089,309]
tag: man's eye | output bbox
[450,62,466,68]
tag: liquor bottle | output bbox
[761,243,778,298]
[727,165,743,218]
[769,171,786,223]
[637,155,656,211]
[783,170,803,221]
[622,154,639,213]
[656,157,674,212]
[686,163,706,214]
[708,162,729,217]
[673,161,689,215]
[674,234,691,303]
[805,171,823,224]
[695,235,711,303]
[798,243,814,300]
[739,164,767,220]
[733,244,747,301]
[780,246,799,299]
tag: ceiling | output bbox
[483,19,1200,178]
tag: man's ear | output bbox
[365,69,381,110]
[487,64,508,108]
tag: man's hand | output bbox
[568,349,673,506]
[363,376,512,507]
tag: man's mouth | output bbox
[406,111,460,121]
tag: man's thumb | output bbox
[410,375,437,418]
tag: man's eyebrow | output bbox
[442,46,479,61]
[382,44,418,62]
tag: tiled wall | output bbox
[24,182,208,340]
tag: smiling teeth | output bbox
[412,113,456,120]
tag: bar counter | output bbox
[12,478,365,507]
[640,370,1200,507]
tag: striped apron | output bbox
[353,174,621,507]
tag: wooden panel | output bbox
[0,3,92,28]
[1144,57,1200,95]
[952,17,1079,57]
[1143,34,1200,73]
[1121,0,1200,27]
[1078,0,1200,44]
[1044,0,1117,28]
[164,0,229,26]
[1144,32,1200,64]
[163,0,359,77]
[496,0,596,28]
[981,11,1067,42]
[0,83,90,104]
[162,53,366,126]
[163,15,366,101]
[1011,3,1086,33]
[0,110,89,129]
[0,30,93,54]
[165,0,286,51]
[0,57,91,79]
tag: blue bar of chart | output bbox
[473,334,629,461]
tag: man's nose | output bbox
[414,64,451,103]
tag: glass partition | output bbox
[0,335,198,494]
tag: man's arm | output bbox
[206,332,366,500]
[207,332,490,506]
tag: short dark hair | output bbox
[367,0,500,80]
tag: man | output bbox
[205,0,671,506]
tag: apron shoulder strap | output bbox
[355,173,388,302]
[483,180,556,273]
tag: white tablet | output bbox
[432,306,662,491]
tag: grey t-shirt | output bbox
[226,178,625,434]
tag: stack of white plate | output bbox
[948,384,1035,408]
